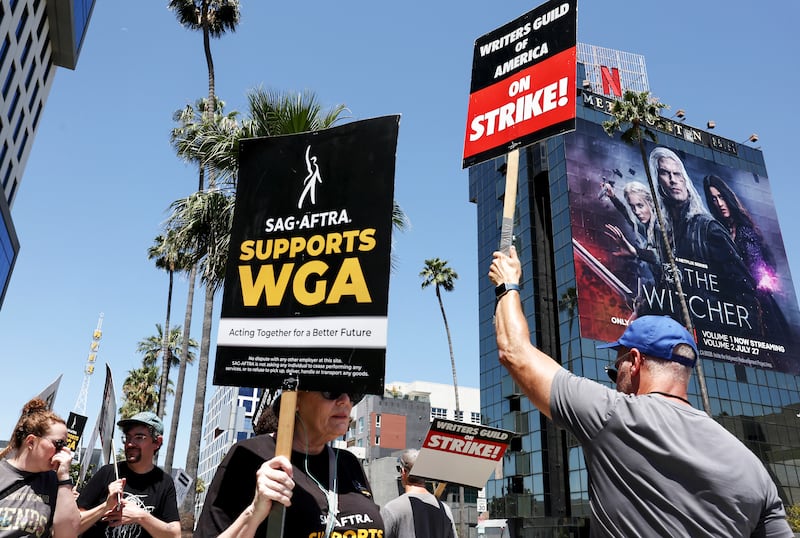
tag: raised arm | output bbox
[51,448,80,538]
[489,246,563,418]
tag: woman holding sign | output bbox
[0,398,80,538]
[196,390,383,538]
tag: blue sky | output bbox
[1,1,798,469]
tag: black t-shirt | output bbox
[77,462,180,538]
[195,435,383,538]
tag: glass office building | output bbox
[0,0,96,309]
[470,47,800,537]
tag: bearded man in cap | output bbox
[488,246,791,537]
[78,412,180,538]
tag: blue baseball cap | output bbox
[599,316,698,367]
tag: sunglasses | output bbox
[49,438,68,452]
[605,351,633,383]
[604,365,618,383]
[320,391,364,405]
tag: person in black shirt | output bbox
[77,412,180,538]
[196,391,383,538]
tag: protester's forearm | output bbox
[218,503,271,538]
[137,515,181,538]
[494,290,561,418]
[79,503,108,534]
[52,485,80,538]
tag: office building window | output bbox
[15,8,28,40]
[431,407,447,419]
[13,113,23,140]
[32,101,42,129]
[375,414,381,428]
[455,410,464,422]
[20,34,32,65]
[16,129,28,160]
[36,10,46,39]
[358,416,364,434]
[374,435,380,446]
[8,88,20,120]
[471,412,481,424]
[2,62,14,98]
[28,81,38,110]
[24,60,34,89]
[0,37,11,73]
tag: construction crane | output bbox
[73,313,103,416]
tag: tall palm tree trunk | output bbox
[436,287,460,414]
[164,263,197,474]
[157,269,174,418]
[637,135,712,415]
[181,278,215,519]
[202,10,216,119]
[437,286,467,538]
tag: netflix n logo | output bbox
[600,65,622,97]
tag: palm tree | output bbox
[419,259,467,538]
[148,232,194,418]
[168,0,240,122]
[165,188,234,516]
[420,258,461,414]
[172,98,240,190]
[119,364,161,418]
[168,6,238,520]
[136,324,198,384]
[163,98,235,475]
[602,89,711,416]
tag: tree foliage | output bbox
[119,364,160,418]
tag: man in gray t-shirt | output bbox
[489,246,792,537]
[381,449,456,538]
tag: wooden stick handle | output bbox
[266,382,299,538]
[499,148,520,254]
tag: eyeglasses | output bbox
[47,438,68,452]
[121,433,151,445]
[320,391,364,405]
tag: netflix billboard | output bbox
[566,120,800,374]
[463,0,577,168]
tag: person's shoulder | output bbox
[381,493,410,512]
[149,465,176,483]
[225,434,277,462]
[87,462,116,482]
[333,446,359,463]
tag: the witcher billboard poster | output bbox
[566,124,800,374]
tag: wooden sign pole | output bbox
[266,378,299,538]
[499,148,520,253]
